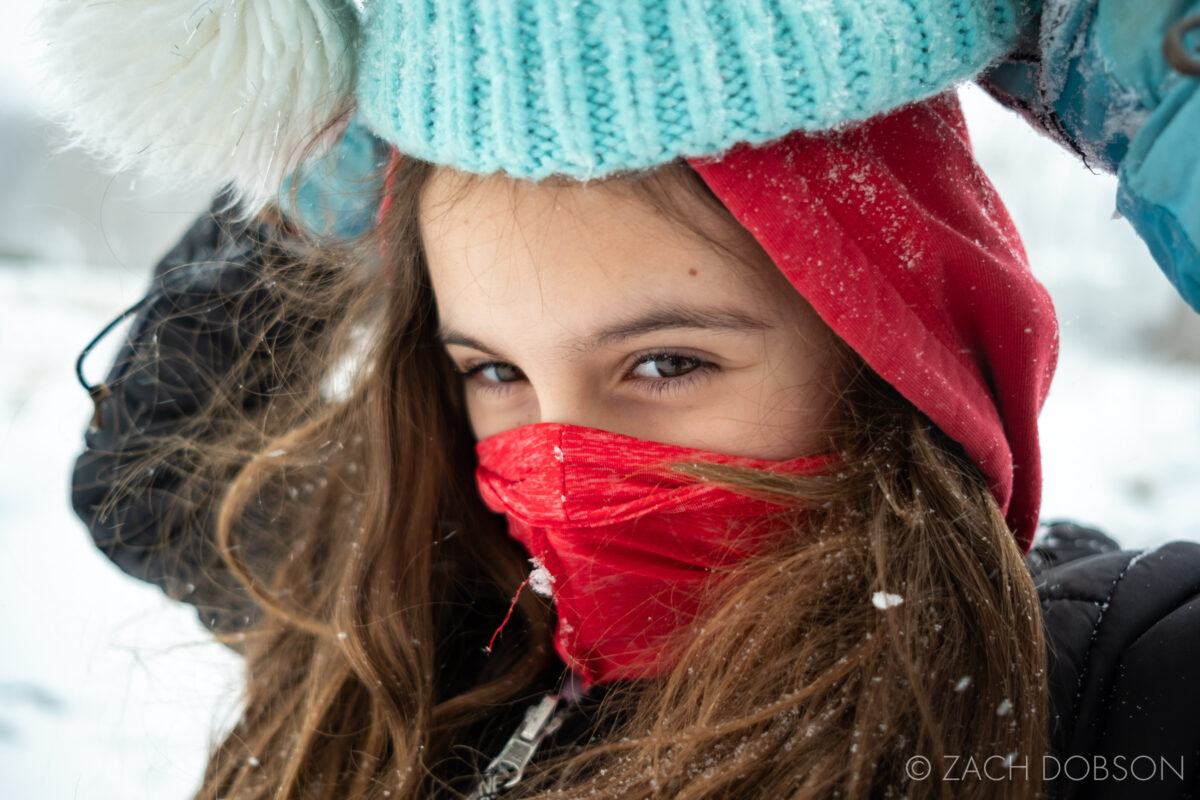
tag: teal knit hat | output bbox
[356,0,1028,180]
[38,0,1030,210]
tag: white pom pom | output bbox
[37,0,358,212]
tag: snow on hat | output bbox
[36,0,1029,211]
[688,93,1058,552]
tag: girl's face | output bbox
[419,168,839,460]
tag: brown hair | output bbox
[169,154,1048,798]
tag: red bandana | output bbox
[475,423,830,686]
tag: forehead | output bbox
[417,168,785,314]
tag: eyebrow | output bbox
[438,304,772,355]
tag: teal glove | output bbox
[280,116,391,241]
[983,2,1200,311]
[1119,34,1200,309]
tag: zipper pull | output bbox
[467,693,563,799]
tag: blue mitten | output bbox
[280,115,391,241]
[1118,55,1200,309]
[983,1,1200,311]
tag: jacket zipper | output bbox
[466,692,567,799]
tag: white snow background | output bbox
[0,2,1197,797]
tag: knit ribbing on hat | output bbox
[357,0,1028,180]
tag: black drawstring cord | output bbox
[1164,14,1200,76]
[76,291,160,431]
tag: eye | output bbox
[629,353,705,380]
[459,361,526,395]
[626,352,718,398]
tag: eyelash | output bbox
[456,352,718,398]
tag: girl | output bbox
[77,96,1049,798]
[58,2,1200,799]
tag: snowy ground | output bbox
[0,262,244,799]
[1,28,1198,799]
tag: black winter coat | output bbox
[71,203,1200,799]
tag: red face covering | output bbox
[475,422,830,686]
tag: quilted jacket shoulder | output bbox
[1031,524,1200,799]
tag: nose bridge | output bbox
[528,369,604,431]
[533,389,595,430]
